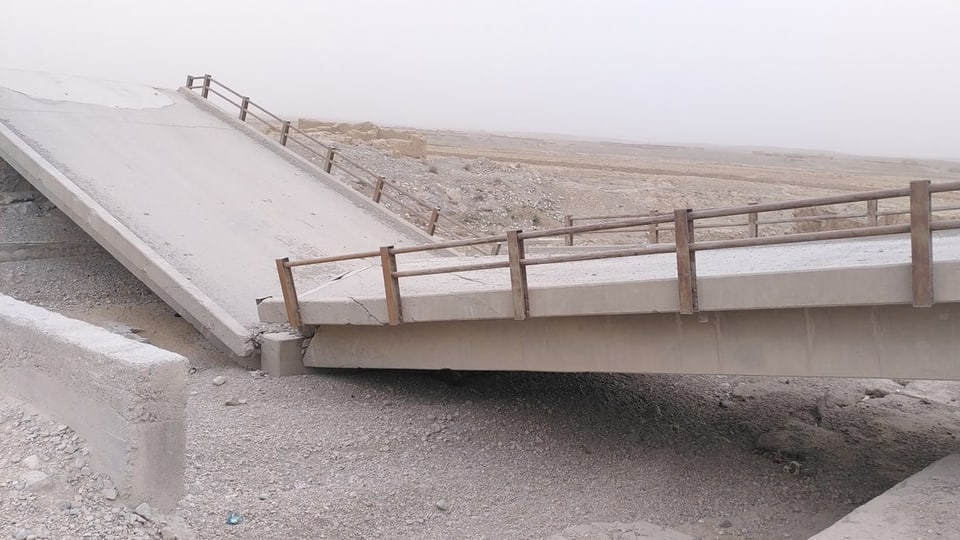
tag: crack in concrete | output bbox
[453,274,485,285]
[348,296,383,324]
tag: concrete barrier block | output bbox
[0,294,187,511]
[261,331,309,376]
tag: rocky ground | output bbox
[3,133,960,539]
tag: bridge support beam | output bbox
[304,303,960,380]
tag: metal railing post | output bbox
[373,176,385,203]
[648,210,660,244]
[747,202,759,238]
[239,97,250,121]
[279,121,291,146]
[563,215,574,246]
[910,180,933,307]
[867,199,878,227]
[506,230,529,320]
[324,147,335,173]
[275,257,302,328]
[380,246,403,325]
[427,208,440,236]
[185,75,195,88]
[674,208,698,314]
[201,74,211,98]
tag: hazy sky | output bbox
[3,1,959,158]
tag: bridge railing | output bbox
[274,180,960,328]
[183,74,480,242]
[561,200,960,246]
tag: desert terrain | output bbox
[2,127,960,539]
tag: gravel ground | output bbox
[4,144,960,539]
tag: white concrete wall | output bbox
[0,294,187,511]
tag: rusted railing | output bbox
[184,74,477,241]
[562,199,960,246]
[275,180,960,329]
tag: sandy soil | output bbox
[3,131,960,539]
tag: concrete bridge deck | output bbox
[258,232,960,379]
[0,70,434,357]
[258,232,960,325]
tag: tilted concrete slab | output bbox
[0,70,435,357]
[0,294,187,511]
[257,232,960,325]
[810,453,960,539]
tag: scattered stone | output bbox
[865,388,889,399]
[755,421,845,457]
[257,493,269,500]
[224,398,248,406]
[14,528,30,540]
[159,526,178,540]
[102,488,118,500]
[435,499,450,512]
[21,454,40,470]
[134,502,152,521]
[212,376,227,386]
[719,519,733,528]
[19,470,52,491]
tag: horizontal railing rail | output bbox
[274,180,960,328]
[184,74,479,243]
[562,190,960,246]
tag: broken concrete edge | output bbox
[178,88,451,253]
[809,453,960,539]
[0,122,255,358]
[0,294,188,511]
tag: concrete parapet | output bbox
[0,294,187,511]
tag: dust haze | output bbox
[2,0,959,158]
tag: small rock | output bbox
[435,499,450,512]
[134,502,152,521]
[19,470,51,491]
[224,398,246,406]
[257,493,269,500]
[102,488,118,500]
[719,519,733,528]
[80,466,91,476]
[14,528,29,540]
[865,387,888,398]
[21,454,40,470]
[212,376,227,386]
[159,526,178,540]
